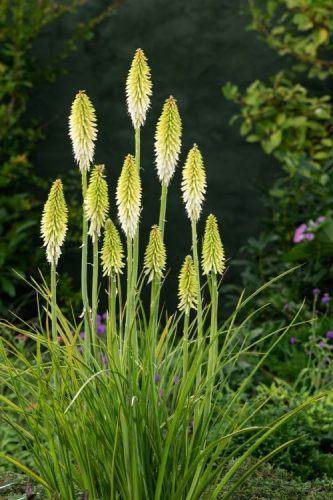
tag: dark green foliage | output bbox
[223,1,333,336]
[0,0,119,316]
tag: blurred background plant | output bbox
[223,0,333,391]
[0,0,121,317]
[224,0,333,305]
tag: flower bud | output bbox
[155,96,182,186]
[101,219,124,276]
[181,144,207,222]
[69,90,97,172]
[85,165,109,241]
[126,48,152,128]
[178,255,198,315]
[144,225,166,282]
[202,214,225,275]
[116,154,141,238]
[41,179,68,265]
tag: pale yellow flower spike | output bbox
[178,255,198,315]
[84,165,109,242]
[126,48,152,129]
[181,144,207,222]
[155,96,182,186]
[116,154,142,238]
[101,219,124,276]
[69,90,97,172]
[202,214,225,275]
[144,225,166,282]
[41,179,68,266]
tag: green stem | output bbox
[92,237,99,357]
[125,237,133,359]
[158,182,168,241]
[107,274,117,359]
[149,276,159,345]
[191,219,203,389]
[132,126,141,318]
[183,313,189,378]
[51,263,57,343]
[207,273,218,412]
[81,171,91,357]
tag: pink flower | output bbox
[304,233,314,241]
[293,224,307,243]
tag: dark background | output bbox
[30,0,283,310]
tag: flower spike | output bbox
[41,179,68,266]
[116,154,142,238]
[178,255,198,315]
[181,144,207,222]
[85,165,109,241]
[69,90,97,172]
[101,219,124,276]
[144,225,166,282]
[202,214,225,275]
[155,96,182,186]
[126,48,152,128]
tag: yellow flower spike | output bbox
[155,96,182,186]
[178,255,198,315]
[41,179,68,266]
[181,144,207,222]
[101,219,124,276]
[202,214,225,275]
[144,225,166,283]
[116,154,142,238]
[126,48,152,129]
[69,90,97,172]
[84,165,109,241]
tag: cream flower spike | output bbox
[178,255,198,315]
[155,96,182,186]
[69,90,97,172]
[116,154,142,238]
[144,225,166,282]
[41,179,68,266]
[181,144,207,222]
[202,214,225,275]
[84,165,109,241]
[126,48,152,129]
[101,219,124,276]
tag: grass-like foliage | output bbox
[0,49,325,499]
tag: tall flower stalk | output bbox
[181,144,207,376]
[202,214,225,410]
[40,179,68,342]
[101,219,124,358]
[178,255,198,377]
[126,48,152,305]
[85,165,109,352]
[116,154,141,353]
[144,225,166,339]
[69,90,97,350]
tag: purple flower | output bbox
[77,346,83,353]
[317,216,326,223]
[326,331,333,339]
[173,375,180,385]
[97,323,106,336]
[159,388,164,398]
[321,293,331,303]
[290,336,297,345]
[97,314,102,324]
[312,288,321,296]
[101,355,108,365]
[293,224,307,243]
[102,312,108,321]
[283,303,289,310]
[304,233,314,241]
[154,373,161,383]
[80,331,85,339]
[318,340,326,348]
